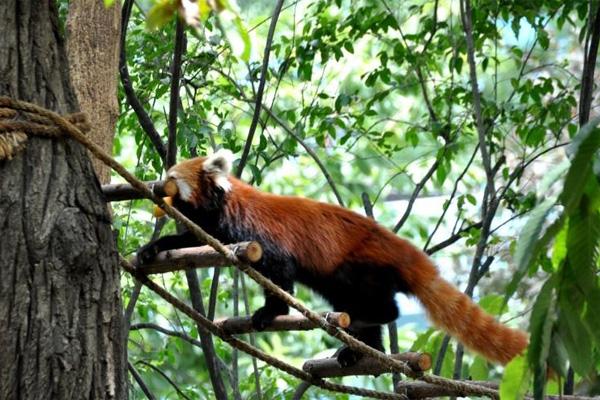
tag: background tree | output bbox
[0,1,126,398]
[67,0,122,183]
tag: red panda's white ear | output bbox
[204,149,233,191]
[204,149,233,175]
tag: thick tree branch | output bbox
[236,0,285,177]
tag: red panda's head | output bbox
[165,149,234,208]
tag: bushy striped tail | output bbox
[409,257,528,364]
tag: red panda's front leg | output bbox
[137,231,199,264]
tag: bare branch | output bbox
[166,19,186,168]
[215,312,351,334]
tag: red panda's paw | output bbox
[137,242,160,265]
[251,306,283,331]
[334,345,363,368]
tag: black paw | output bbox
[335,346,363,368]
[137,243,160,265]
[251,307,278,331]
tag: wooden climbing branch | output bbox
[303,352,432,378]
[136,241,263,274]
[215,312,350,334]
[102,180,168,202]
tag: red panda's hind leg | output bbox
[251,291,291,330]
[335,325,384,367]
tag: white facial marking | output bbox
[176,179,193,201]
[166,171,193,201]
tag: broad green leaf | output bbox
[560,116,600,214]
[583,287,600,346]
[505,199,557,302]
[566,208,600,295]
[500,354,530,400]
[547,332,569,377]
[469,356,489,380]
[479,294,504,316]
[528,277,556,399]
[558,305,593,375]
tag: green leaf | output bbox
[505,198,557,302]
[558,305,593,375]
[547,332,569,378]
[528,277,556,399]
[147,0,177,30]
[500,354,530,400]
[560,116,600,214]
[479,294,503,316]
[566,208,600,295]
[469,356,489,380]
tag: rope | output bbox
[0,101,88,160]
[0,96,501,399]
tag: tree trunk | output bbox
[0,1,126,399]
[67,0,121,184]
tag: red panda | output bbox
[138,149,529,367]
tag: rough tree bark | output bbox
[67,0,121,184]
[0,1,126,399]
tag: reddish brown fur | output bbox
[168,157,529,364]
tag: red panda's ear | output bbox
[203,149,234,191]
[203,149,233,176]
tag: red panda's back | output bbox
[227,180,386,274]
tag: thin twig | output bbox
[128,361,157,400]
[166,19,186,168]
[460,0,494,195]
[137,360,192,400]
[236,0,286,177]
[119,0,167,165]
